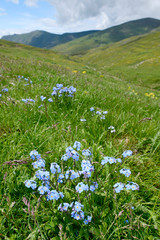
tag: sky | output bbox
[0,0,160,38]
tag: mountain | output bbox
[80,27,160,89]
[1,29,99,49]
[53,18,160,55]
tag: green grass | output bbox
[53,18,160,55]
[78,29,160,90]
[0,39,160,239]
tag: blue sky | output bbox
[0,0,160,38]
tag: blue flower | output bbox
[80,119,86,122]
[114,182,124,193]
[101,157,116,165]
[30,150,40,160]
[25,180,37,190]
[38,185,50,195]
[32,159,45,168]
[96,111,101,115]
[40,96,46,101]
[48,98,53,102]
[73,141,81,151]
[47,190,60,200]
[103,111,108,114]
[35,170,50,181]
[50,163,61,174]
[2,88,8,92]
[122,150,133,158]
[120,168,131,177]
[125,182,139,191]
[75,182,89,193]
[82,149,91,157]
[90,107,94,111]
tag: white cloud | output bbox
[7,0,19,4]
[46,0,160,30]
[0,8,7,16]
[24,0,39,7]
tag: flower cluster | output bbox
[114,181,139,193]
[1,88,8,92]
[22,98,35,103]
[108,126,116,133]
[24,144,139,226]
[120,168,131,177]
[101,156,122,165]
[90,107,108,120]
[18,75,32,86]
[24,142,98,225]
[51,84,76,98]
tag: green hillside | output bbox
[1,29,99,49]
[0,39,160,239]
[79,28,160,89]
[53,18,160,55]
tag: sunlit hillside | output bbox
[0,39,160,239]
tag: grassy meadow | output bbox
[0,39,160,239]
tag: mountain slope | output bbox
[1,29,99,49]
[80,28,160,89]
[53,18,160,55]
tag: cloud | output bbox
[46,0,160,30]
[7,0,19,4]
[24,0,39,7]
[0,8,7,16]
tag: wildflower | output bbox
[82,149,91,157]
[2,88,8,92]
[120,168,131,177]
[51,90,57,96]
[103,111,108,114]
[0,94,1,97]
[50,163,61,174]
[82,71,86,74]
[80,119,86,122]
[83,219,89,224]
[48,98,53,102]
[75,182,89,193]
[108,126,116,133]
[30,150,40,160]
[114,182,124,193]
[32,159,45,169]
[58,174,64,183]
[61,153,70,161]
[47,190,60,200]
[90,107,94,111]
[101,156,116,165]
[40,96,46,101]
[122,150,133,158]
[59,192,64,199]
[96,111,101,115]
[73,141,81,151]
[25,180,37,190]
[56,84,63,89]
[125,182,139,191]
[115,158,122,163]
[38,185,49,195]
[100,115,105,120]
[35,170,50,181]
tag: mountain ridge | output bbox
[1,17,160,55]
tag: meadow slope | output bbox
[0,40,160,239]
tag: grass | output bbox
[0,39,160,239]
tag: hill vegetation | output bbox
[1,29,99,49]
[53,18,160,55]
[0,33,160,239]
[78,28,160,90]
